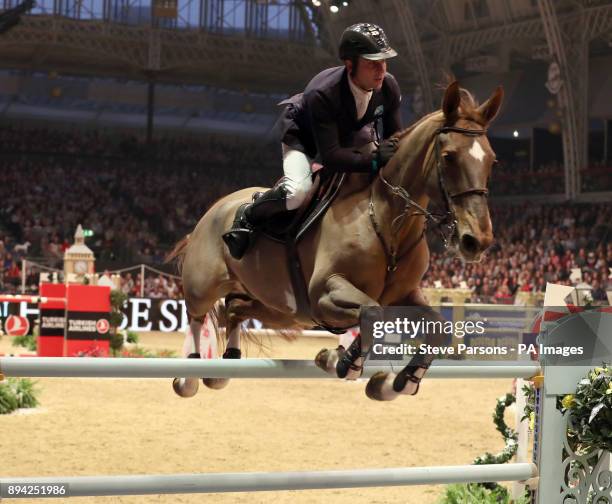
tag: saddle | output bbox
[258,168,346,326]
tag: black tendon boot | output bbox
[222,185,288,260]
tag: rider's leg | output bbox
[281,145,313,211]
[222,144,313,259]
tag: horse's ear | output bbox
[442,81,461,119]
[477,86,504,124]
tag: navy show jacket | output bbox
[279,66,402,173]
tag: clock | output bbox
[74,260,88,274]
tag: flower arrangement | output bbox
[473,393,518,465]
[561,364,612,454]
[439,393,529,503]
[521,382,536,430]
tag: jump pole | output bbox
[0,357,541,380]
[0,463,538,497]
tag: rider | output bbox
[223,22,402,259]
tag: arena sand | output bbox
[0,332,516,503]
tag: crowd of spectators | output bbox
[116,272,182,299]
[0,124,610,304]
[491,160,566,195]
[491,159,612,196]
[422,203,611,304]
[0,125,280,267]
[0,125,279,168]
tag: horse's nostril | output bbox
[460,234,479,255]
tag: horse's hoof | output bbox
[315,347,343,375]
[365,372,400,401]
[202,348,240,389]
[172,377,199,398]
[202,378,230,390]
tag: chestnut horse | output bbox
[168,81,503,401]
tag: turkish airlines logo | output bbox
[5,315,30,336]
[96,319,110,334]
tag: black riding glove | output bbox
[374,137,399,170]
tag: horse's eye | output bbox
[443,151,456,163]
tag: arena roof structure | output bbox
[1,0,611,198]
[0,0,610,95]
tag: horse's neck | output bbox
[372,115,442,246]
[395,113,442,197]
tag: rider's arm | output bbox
[305,90,374,173]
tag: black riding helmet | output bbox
[338,23,397,61]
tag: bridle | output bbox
[369,125,489,272]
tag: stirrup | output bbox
[222,203,254,260]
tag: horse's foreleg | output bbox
[314,274,382,381]
[366,288,443,401]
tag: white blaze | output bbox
[468,139,486,163]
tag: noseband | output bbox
[369,125,489,272]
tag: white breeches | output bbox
[281,143,314,211]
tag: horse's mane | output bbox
[387,86,483,180]
[393,86,482,142]
[392,110,441,141]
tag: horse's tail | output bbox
[210,295,299,354]
[165,234,190,275]
[208,298,225,352]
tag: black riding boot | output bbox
[222,185,288,259]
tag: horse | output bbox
[168,81,503,401]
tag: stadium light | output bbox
[513,130,519,138]
[310,0,350,12]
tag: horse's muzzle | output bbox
[458,230,492,261]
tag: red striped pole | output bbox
[0,295,66,305]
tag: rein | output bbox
[369,125,488,272]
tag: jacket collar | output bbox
[340,67,383,126]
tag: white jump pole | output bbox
[0,358,540,380]
[0,463,538,497]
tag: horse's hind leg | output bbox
[202,295,302,390]
[172,315,206,398]
[177,316,204,358]
[173,282,222,397]
[175,228,232,396]
[202,294,248,390]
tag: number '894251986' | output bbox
[2,484,69,498]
